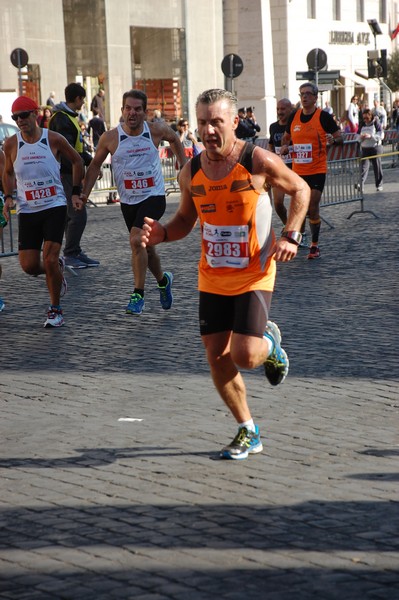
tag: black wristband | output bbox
[3,194,13,201]
[72,185,82,196]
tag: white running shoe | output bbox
[263,320,289,385]
[44,306,64,328]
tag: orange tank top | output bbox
[191,144,276,295]
[291,108,328,175]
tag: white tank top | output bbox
[14,128,66,214]
[111,122,165,205]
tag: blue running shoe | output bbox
[76,252,100,267]
[221,426,263,460]
[126,292,145,315]
[263,320,289,386]
[158,271,173,310]
[0,297,5,312]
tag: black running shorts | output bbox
[300,173,326,193]
[120,196,166,231]
[18,206,67,251]
[199,290,272,338]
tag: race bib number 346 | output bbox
[203,222,249,269]
[124,177,154,190]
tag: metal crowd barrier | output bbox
[343,130,399,169]
[90,162,119,206]
[381,129,399,168]
[0,208,18,258]
[321,140,378,227]
[159,146,180,196]
[159,146,204,196]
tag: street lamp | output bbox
[367,19,386,101]
[367,19,382,49]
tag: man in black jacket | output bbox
[50,83,100,268]
[245,106,261,142]
[235,107,256,141]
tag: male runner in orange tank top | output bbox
[140,89,310,460]
[281,82,342,259]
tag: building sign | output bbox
[329,31,371,45]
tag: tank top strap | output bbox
[39,127,49,145]
[238,141,255,172]
[191,154,202,179]
[16,128,48,149]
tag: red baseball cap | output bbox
[11,96,39,113]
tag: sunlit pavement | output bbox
[0,169,398,599]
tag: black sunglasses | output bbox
[11,110,34,121]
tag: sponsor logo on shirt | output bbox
[201,204,216,213]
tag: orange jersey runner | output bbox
[190,144,276,296]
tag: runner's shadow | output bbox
[0,446,220,468]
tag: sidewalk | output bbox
[0,170,398,599]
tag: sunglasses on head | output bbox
[11,110,34,121]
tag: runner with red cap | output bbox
[2,95,85,328]
[10,96,40,113]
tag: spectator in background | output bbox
[176,118,197,148]
[357,99,369,130]
[46,91,56,108]
[49,82,100,269]
[236,107,255,141]
[90,89,105,120]
[347,95,359,133]
[372,99,387,129]
[151,109,165,123]
[38,106,52,128]
[391,99,399,130]
[323,101,333,115]
[80,121,94,154]
[358,108,384,192]
[245,106,261,142]
[340,111,352,133]
[88,113,106,150]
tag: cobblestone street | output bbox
[0,170,398,599]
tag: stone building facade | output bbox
[224,0,398,132]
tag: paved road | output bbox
[0,171,398,599]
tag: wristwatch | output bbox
[280,230,302,246]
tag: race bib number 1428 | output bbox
[25,186,56,201]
